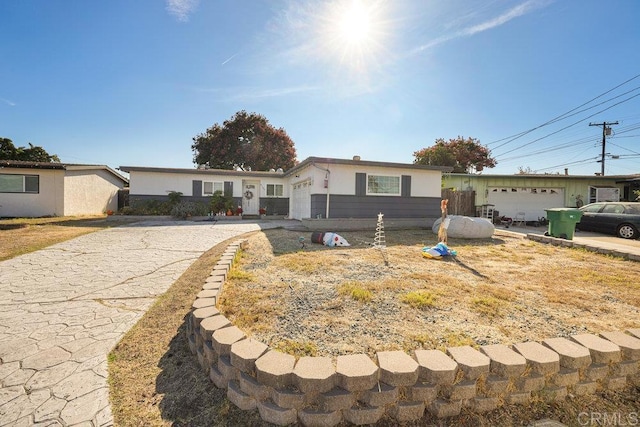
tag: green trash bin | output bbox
[544,208,583,240]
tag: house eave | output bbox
[0,160,129,184]
[118,165,285,178]
[284,157,452,177]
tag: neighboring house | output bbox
[0,160,128,218]
[443,172,640,222]
[120,156,450,220]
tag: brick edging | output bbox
[185,240,640,426]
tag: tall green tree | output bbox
[414,136,496,173]
[192,111,297,171]
[0,137,60,162]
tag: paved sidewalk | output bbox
[494,224,640,259]
[0,220,277,426]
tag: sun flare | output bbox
[322,0,388,74]
[338,1,372,45]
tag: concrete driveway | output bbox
[0,220,276,426]
[497,223,640,258]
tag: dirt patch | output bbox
[220,228,640,358]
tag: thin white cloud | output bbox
[221,53,239,66]
[166,0,199,22]
[229,85,321,102]
[411,0,551,55]
[196,86,320,102]
[1,97,16,107]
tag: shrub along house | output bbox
[0,160,128,218]
[119,156,451,224]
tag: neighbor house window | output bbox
[266,184,283,197]
[0,174,39,193]
[367,175,400,195]
[203,181,223,196]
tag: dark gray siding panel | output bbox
[224,181,233,197]
[129,194,239,209]
[402,175,411,197]
[311,194,441,219]
[192,180,202,197]
[355,173,366,196]
[259,198,289,216]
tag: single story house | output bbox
[0,160,128,218]
[119,156,451,220]
[442,172,640,222]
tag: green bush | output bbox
[168,191,183,206]
[120,200,173,215]
[209,191,234,215]
[171,201,208,219]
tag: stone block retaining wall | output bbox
[185,240,640,426]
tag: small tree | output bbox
[192,111,297,171]
[0,138,60,162]
[414,136,496,173]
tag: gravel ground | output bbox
[220,228,640,358]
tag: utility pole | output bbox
[589,121,618,176]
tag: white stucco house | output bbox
[0,160,128,218]
[119,156,451,220]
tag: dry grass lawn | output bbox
[0,216,116,260]
[108,227,640,426]
[220,229,640,358]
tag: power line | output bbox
[497,138,597,163]
[493,92,640,159]
[487,73,640,148]
[608,141,640,156]
[491,85,640,152]
[533,157,600,173]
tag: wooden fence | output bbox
[441,189,476,216]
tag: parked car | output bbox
[576,202,640,239]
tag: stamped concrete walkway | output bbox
[0,219,281,426]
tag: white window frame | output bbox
[366,174,400,196]
[203,181,224,196]
[266,183,284,197]
[0,174,39,194]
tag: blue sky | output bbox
[1,0,639,176]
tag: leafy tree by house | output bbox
[191,111,297,171]
[0,137,60,162]
[414,136,496,173]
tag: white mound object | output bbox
[432,215,494,239]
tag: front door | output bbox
[242,180,259,215]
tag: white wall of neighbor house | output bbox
[0,168,64,217]
[130,171,200,196]
[129,170,290,198]
[298,162,442,197]
[63,169,122,215]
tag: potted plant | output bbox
[210,191,234,216]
